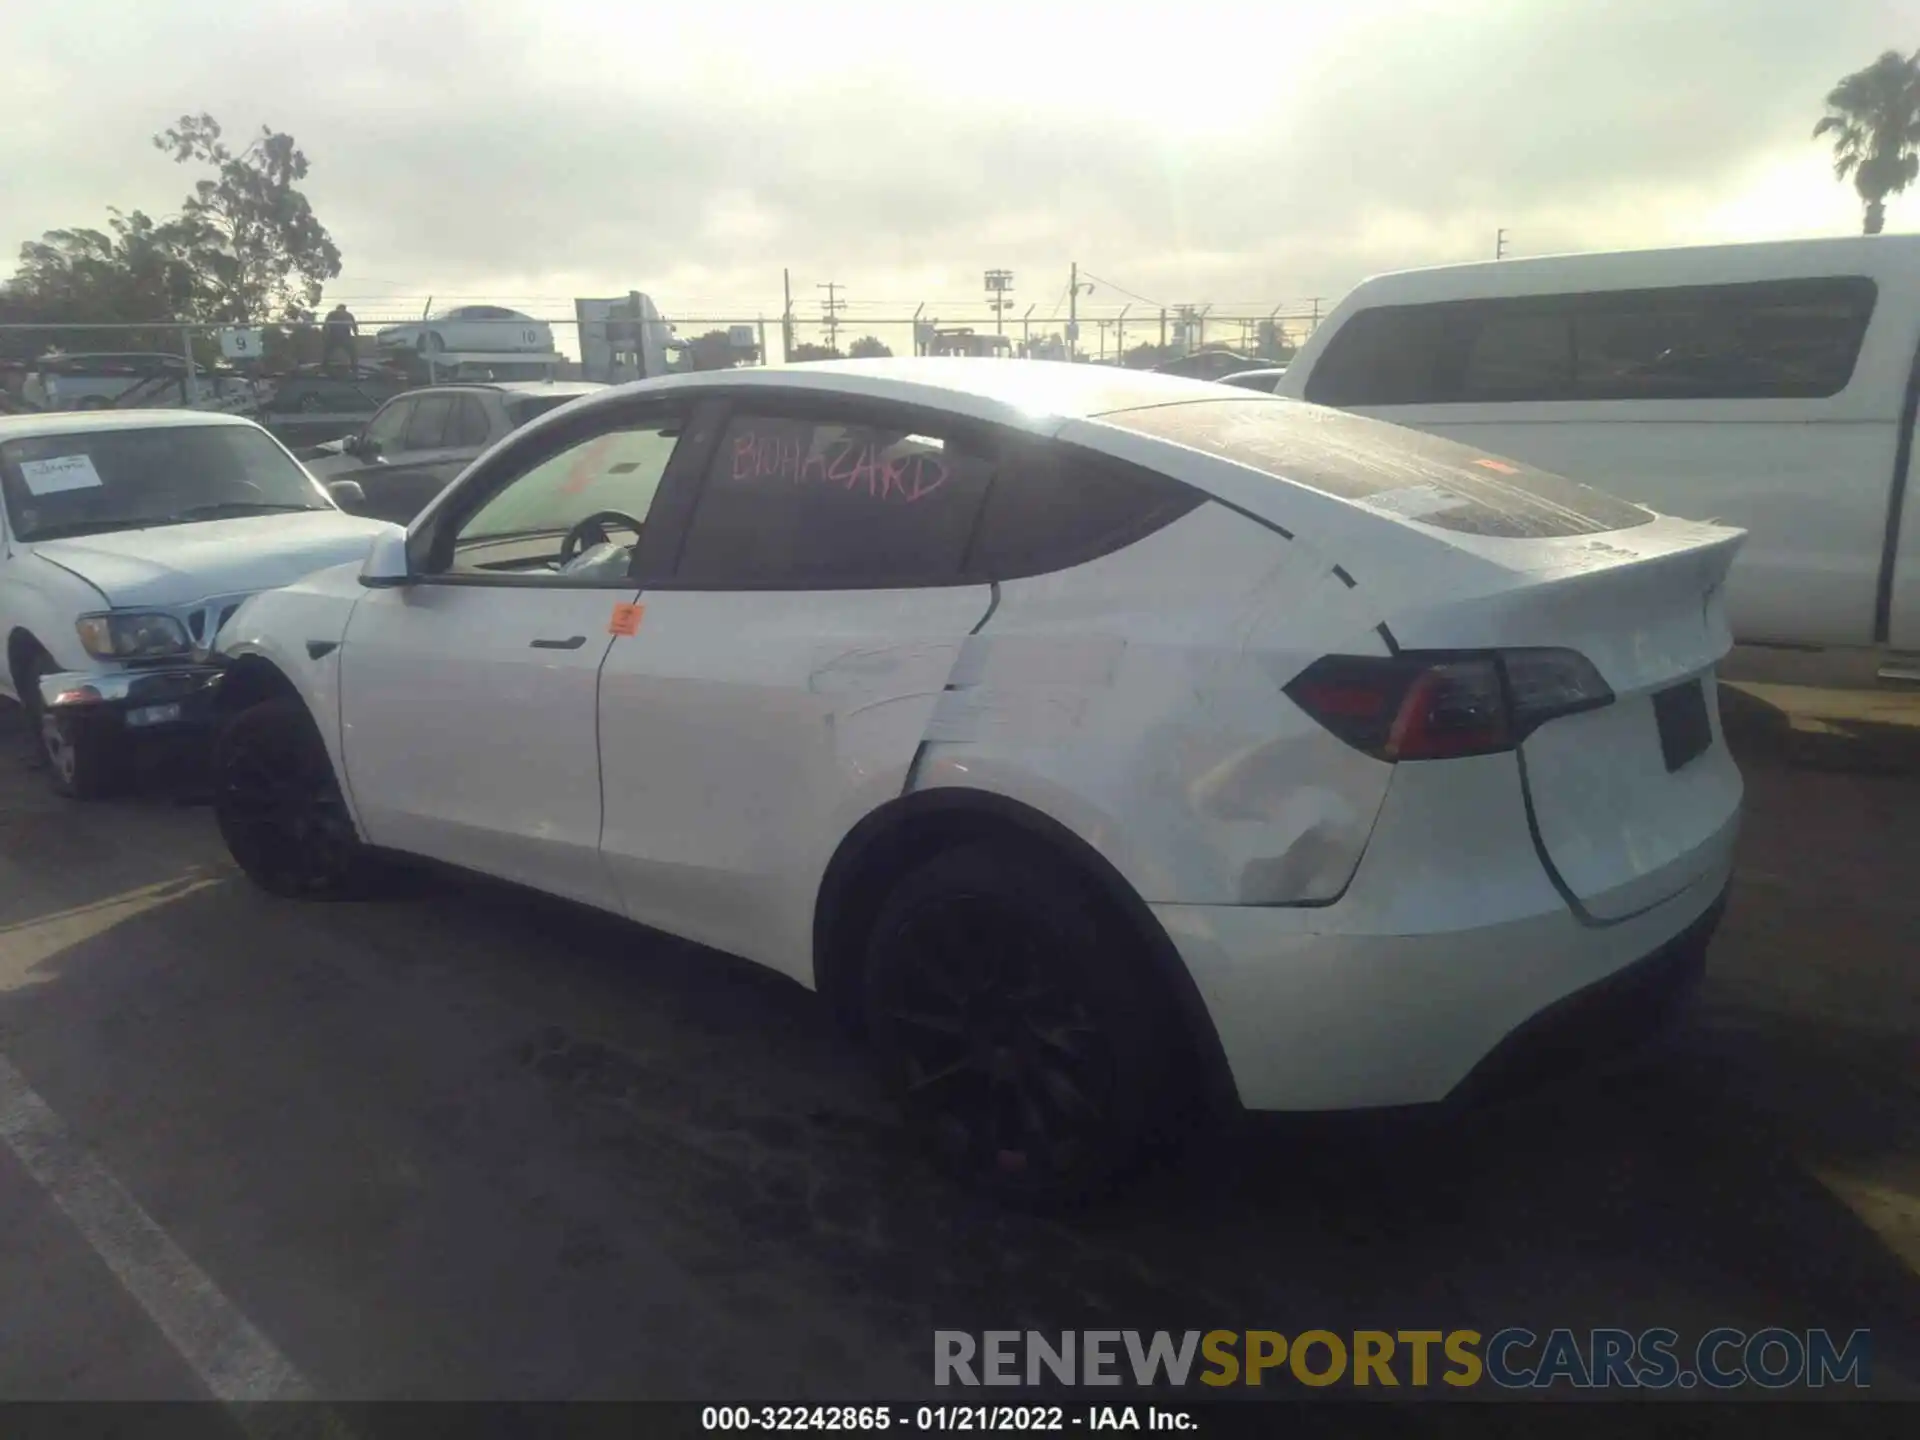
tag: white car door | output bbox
[339,400,696,910]
[597,398,999,980]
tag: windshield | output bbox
[0,424,331,541]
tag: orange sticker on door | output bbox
[608,602,644,636]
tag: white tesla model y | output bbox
[208,360,1744,1200]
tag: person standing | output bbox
[321,303,359,371]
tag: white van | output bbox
[1274,237,1920,684]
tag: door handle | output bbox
[529,635,587,650]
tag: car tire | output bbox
[421,332,445,354]
[213,697,381,899]
[861,840,1175,1205]
[25,655,132,800]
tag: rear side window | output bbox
[966,447,1204,580]
[448,396,492,447]
[1304,276,1877,405]
[1105,399,1655,538]
[673,412,995,588]
[404,394,456,449]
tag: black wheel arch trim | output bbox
[813,786,1244,1117]
[211,652,304,715]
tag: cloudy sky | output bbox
[2,0,1916,349]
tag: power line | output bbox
[1077,271,1165,308]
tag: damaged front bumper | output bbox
[37,663,226,732]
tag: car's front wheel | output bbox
[25,655,131,800]
[213,697,379,898]
[862,840,1175,1205]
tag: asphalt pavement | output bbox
[0,686,1916,1402]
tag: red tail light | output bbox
[1286,650,1613,762]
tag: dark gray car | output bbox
[320,381,606,523]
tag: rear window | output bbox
[1304,276,1877,405]
[1104,399,1655,538]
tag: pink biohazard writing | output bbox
[731,428,951,504]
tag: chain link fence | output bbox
[0,301,1325,420]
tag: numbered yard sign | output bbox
[218,327,264,359]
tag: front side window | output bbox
[672,412,996,588]
[441,416,684,579]
[1302,306,1448,406]
[0,424,330,541]
[364,399,414,454]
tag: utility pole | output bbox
[1496,228,1509,261]
[1022,304,1035,357]
[782,269,793,362]
[1115,304,1130,363]
[1067,262,1094,361]
[817,281,845,353]
[985,270,1015,339]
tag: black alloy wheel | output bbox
[214,697,375,898]
[863,842,1171,1204]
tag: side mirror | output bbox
[326,479,366,510]
[340,433,362,456]
[358,527,413,589]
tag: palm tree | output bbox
[1815,49,1920,235]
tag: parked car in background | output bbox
[1153,349,1269,381]
[22,353,188,410]
[111,365,260,414]
[0,410,394,798]
[375,306,555,355]
[308,380,606,523]
[258,367,412,451]
[1219,367,1290,393]
[209,359,1742,1201]
[1272,236,1920,684]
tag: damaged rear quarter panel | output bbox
[905,501,1398,906]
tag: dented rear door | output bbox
[596,401,999,982]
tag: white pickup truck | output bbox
[1274,236,1920,685]
[1,409,395,797]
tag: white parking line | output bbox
[0,1051,313,1402]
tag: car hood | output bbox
[27,509,399,608]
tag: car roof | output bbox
[0,409,262,441]
[586,358,1250,431]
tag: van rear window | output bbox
[1103,399,1655,538]
[1303,275,1877,405]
